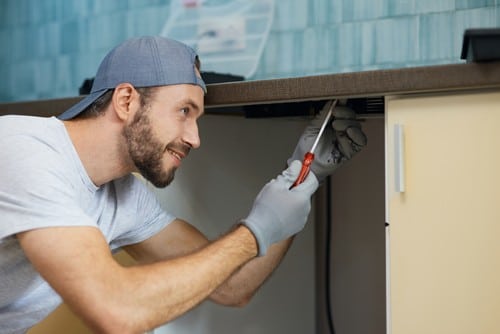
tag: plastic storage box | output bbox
[161,0,275,79]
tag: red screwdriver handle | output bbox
[291,152,315,188]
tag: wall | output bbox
[148,114,316,333]
[1,0,499,102]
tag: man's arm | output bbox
[17,162,317,333]
[124,218,295,306]
[17,224,258,333]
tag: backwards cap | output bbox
[58,36,206,120]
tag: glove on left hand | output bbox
[288,100,367,183]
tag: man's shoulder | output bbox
[0,114,53,128]
[0,116,75,180]
[0,115,62,143]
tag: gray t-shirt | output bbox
[0,115,175,333]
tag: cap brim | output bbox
[57,89,109,120]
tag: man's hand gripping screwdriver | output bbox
[291,99,338,188]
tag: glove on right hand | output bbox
[241,160,319,256]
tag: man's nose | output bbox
[184,121,200,149]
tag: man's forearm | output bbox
[115,225,259,330]
[210,236,294,306]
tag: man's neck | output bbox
[63,117,133,187]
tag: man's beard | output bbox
[122,108,175,188]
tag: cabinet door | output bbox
[386,91,500,334]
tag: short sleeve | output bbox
[0,135,97,239]
[106,175,176,250]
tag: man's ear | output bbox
[112,83,137,122]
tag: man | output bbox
[0,36,366,333]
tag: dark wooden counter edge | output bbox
[1,61,500,117]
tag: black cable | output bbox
[325,176,336,334]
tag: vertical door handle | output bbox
[394,124,405,193]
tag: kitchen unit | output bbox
[2,61,500,334]
[385,90,500,334]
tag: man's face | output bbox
[123,84,204,188]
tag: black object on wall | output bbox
[461,28,500,63]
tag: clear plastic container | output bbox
[160,0,275,79]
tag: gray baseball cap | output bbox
[58,36,206,120]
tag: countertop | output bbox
[1,61,500,117]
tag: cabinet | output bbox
[385,90,500,334]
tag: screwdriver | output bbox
[291,99,338,188]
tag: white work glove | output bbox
[288,100,367,183]
[241,160,319,256]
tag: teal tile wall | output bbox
[0,0,499,103]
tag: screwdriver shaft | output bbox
[310,99,337,153]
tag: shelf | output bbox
[1,61,500,118]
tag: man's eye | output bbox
[180,108,189,115]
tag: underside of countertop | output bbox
[1,61,500,118]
